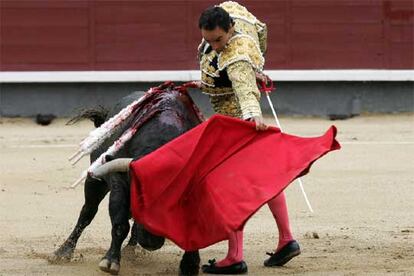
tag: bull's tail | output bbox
[66,106,109,128]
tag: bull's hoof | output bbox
[179,268,199,276]
[179,251,200,276]
[99,258,120,275]
[99,259,111,272]
[109,262,120,275]
[47,253,68,264]
[48,244,74,263]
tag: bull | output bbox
[51,84,203,275]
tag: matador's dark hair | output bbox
[198,6,234,32]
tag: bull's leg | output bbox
[179,251,200,276]
[52,176,109,261]
[127,221,139,246]
[99,173,130,275]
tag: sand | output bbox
[0,114,413,275]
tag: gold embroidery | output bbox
[227,61,262,119]
[218,35,264,71]
[220,1,267,56]
[219,1,257,25]
[209,94,242,118]
[201,62,262,119]
[256,22,267,55]
[234,19,259,42]
[201,86,234,96]
[201,73,215,86]
[200,50,219,77]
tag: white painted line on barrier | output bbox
[1,70,413,82]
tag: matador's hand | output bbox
[248,116,268,131]
[255,72,268,83]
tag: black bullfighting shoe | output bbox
[202,259,248,274]
[264,240,301,267]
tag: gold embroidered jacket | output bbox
[199,1,267,119]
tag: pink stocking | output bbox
[268,192,294,252]
[215,230,244,267]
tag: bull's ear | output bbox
[105,155,115,162]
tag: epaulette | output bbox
[218,34,264,71]
[219,1,258,25]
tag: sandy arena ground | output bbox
[0,113,413,275]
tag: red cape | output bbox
[130,114,340,251]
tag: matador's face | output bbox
[201,25,234,53]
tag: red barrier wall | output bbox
[1,0,413,71]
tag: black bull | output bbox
[52,88,203,275]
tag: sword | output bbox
[258,76,314,213]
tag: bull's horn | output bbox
[89,158,133,178]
